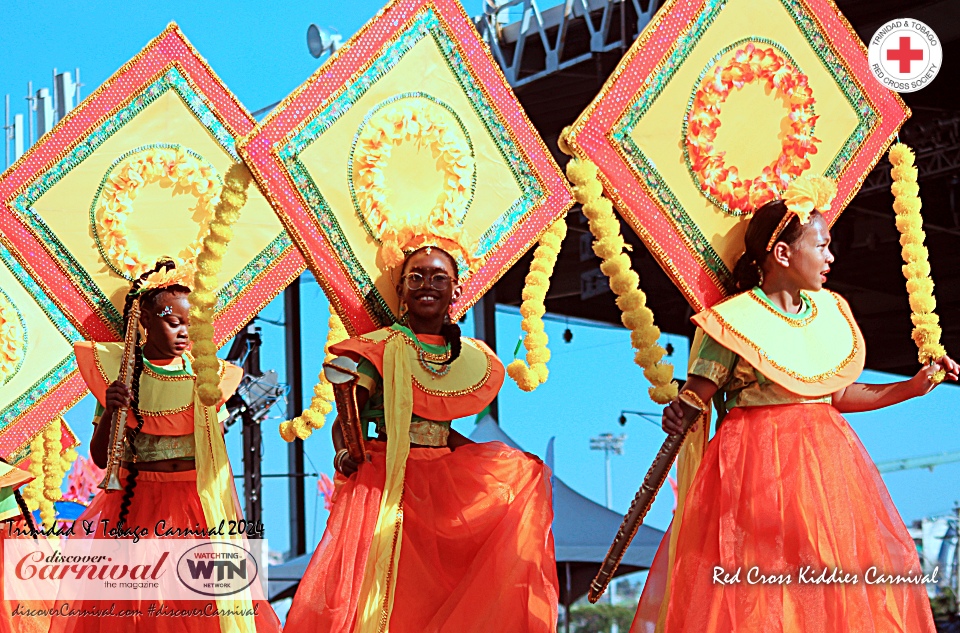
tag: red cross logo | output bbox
[887,36,924,74]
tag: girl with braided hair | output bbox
[284,245,558,633]
[56,260,281,633]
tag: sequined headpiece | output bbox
[765,175,838,252]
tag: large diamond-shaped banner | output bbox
[0,24,305,345]
[239,0,572,335]
[565,0,910,310]
[0,238,82,459]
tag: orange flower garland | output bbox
[94,146,220,280]
[685,43,820,213]
[0,289,25,386]
[352,98,475,269]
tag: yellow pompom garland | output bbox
[889,143,946,383]
[507,218,568,392]
[41,421,64,528]
[187,164,254,406]
[280,305,350,442]
[20,419,74,529]
[559,132,677,404]
[22,432,44,516]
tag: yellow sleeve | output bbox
[688,328,736,388]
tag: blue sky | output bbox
[4,0,959,586]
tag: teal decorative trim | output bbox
[286,160,395,325]
[88,143,224,281]
[279,8,544,324]
[9,67,286,332]
[0,242,81,428]
[609,0,877,287]
[214,232,294,312]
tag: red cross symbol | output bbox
[887,36,924,74]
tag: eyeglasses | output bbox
[402,272,455,290]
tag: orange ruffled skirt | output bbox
[632,403,935,633]
[48,469,281,633]
[2,522,52,633]
[284,440,559,633]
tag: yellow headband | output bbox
[765,175,838,252]
[136,261,196,294]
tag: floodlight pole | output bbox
[589,433,626,509]
[225,323,265,527]
[285,279,307,558]
[242,324,263,526]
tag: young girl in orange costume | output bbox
[53,260,281,633]
[284,245,559,633]
[632,177,958,632]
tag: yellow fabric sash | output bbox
[355,335,413,633]
[194,396,257,633]
[655,330,711,632]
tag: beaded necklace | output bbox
[393,323,452,377]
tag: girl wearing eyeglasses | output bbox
[283,245,559,633]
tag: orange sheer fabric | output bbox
[284,441,558,633]
[47,469,281,633]
[1,523,51,633]
[631,403,935,633]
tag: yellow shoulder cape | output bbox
[691,289,865,397]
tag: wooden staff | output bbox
[324,356,366,463]
[588,393,705,602]
[98,299,141,492]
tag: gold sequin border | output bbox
[380,330,495,397]
[706,290,861,383]
[747,289,818,327]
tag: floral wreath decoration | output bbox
[685,42,821,214]
[0,289,26,387]
[350,96,477,271]
[92,145,222,281]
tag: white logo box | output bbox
[3,537,269,601]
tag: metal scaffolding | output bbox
[476,0,661,88]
